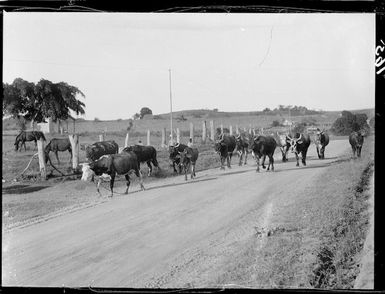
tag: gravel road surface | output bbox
[2,140,354,287]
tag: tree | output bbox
[133,113,140,120]
[3,78,85,123]
[139,107,152,119]
[271,120,281,127]
[331,111,370,135]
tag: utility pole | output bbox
[169,68,173,143]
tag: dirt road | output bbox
[2,140,356,287]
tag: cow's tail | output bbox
[152,149,159,168]
[41,132,46,141]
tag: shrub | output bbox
[271,120,282,127]
[94,117,100,122]
[331,111,370,135]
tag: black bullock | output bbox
[214,134,236,170]
[175,147,199,181]
[287,133,311,166]
[14,131,46,151]
[121,145,159,176]
[314,130,329,159]
[169,143,188,174]
[250,135,277,172]
[349,131,364,158]
[44,138,72,164]
[85,140,119,162]
[234,133,249,166]
[81,153,145,197]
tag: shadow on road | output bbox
[2,184,50,194]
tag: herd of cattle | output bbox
[13,129,366,197]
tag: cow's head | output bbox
[288,134,303,153]
[80,163,95,182]
[177,149,192,165]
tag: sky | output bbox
[3,13,375,120]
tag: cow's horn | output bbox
[297,134,302,141]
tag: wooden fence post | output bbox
[161,128,166,148]
[69,134,79,172]
[190,123,194,143]
[210,120,214,141]
[37,138,47,180]
[147,129,150,146]
[220,124,223,134]
[124,132,129,148]
[202,121,207,143]
[99,134,104,142]
[176,128,180,143]
[229,125,233,135]
[236,125,239,135]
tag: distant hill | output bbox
[2,108,375,133]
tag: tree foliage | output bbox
[3,78,85,123]
[271,120,282,127]
[139,107,152,119]
[331,111,370,135]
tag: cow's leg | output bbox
[352,146,356,158]
[124,174,131,194]
[295,152,300,166]
[244,150,248,165]
[55,151,61,165]
[256,155,260,172]
[220,156,225,170]
[279,147,287,162]
[135,169,145,191]
[301,150,307,166]
[96,178,103,196]
[109,174,115,197]
[68,148,73,163]
[269,155,273,171]
[191,163,196,178]
[33,140,37,151]
[172,162,178,173]
[238,150,243,166]
[320,146,325,159]
[184,163,188,181]
[262,155,266,169]
[146,161,152,176]
[227,154,232,168]
[357,146,362,158]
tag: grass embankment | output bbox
[310,158,374,289]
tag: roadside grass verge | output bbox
[309,158,374,289]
